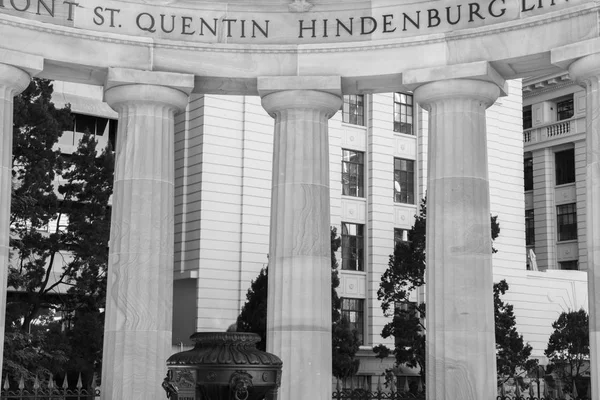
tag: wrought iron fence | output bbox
[333,389,424,400]
[1,374,100,400]
[332,393,592,400]
[496,397,591,400]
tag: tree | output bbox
[494,280,537,385]
[545,309,589,393]
[237,226,361,380]
[375,196,534,385]
[5,78,113,384]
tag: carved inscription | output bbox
[0,0,576,43]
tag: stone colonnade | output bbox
[0,49,598,400]
[569,53,600,400]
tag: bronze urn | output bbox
[165,332,282,400]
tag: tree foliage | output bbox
[375,196,533,384]
[4,78,113,384]
[494,280,537,384]
[544,309,589,392]
[237,226,361,379]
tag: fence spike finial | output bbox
[62,374,69,390]
[18,375,25,390]
[33,375,40,390]
[91,373,98,389]
[3,374,9,390]
[336,378,341,392]
[76,372,83,389]
[48,373,55,390]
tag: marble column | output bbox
[101,69,193,400]
[0,63,33,369]
[569,53,600,400]
[414,79,500,400]
[261,88,341,400]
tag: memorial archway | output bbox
[0,1,599,399]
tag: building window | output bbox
[555,149,575,185]
[524,157,533,191]
[557,203,577,242]
[393,93,414,135]
[525,210,535,247]
[523,105,532,130]
[342,95,365,126]
[557,97,574,121]
[342,223,364,271]
[341,298,364,345]
[394,228,409,246]
[72,113,110,136]
[394,158,415,204]
[559,260,578,270]
[342,150,364,197]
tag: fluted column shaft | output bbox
[261,90,341,400]
[0,63,31,366]
[570,53,600,400]
[414,79,500,400]
[102,83,189,400]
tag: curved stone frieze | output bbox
[0,0,598,94]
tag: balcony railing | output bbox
[523,116,585,145]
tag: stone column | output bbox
[0,52,42,368]
[569,53,600,400]
[259,80,341,400]
[414,79,500,400]
[101,68,193,400]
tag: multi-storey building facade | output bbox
[50,79,588,382]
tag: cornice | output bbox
[523,80,576,99]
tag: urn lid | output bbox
[167,332,282,367]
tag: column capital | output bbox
[403,61,507,97]
[414,79,501,111]
[0,49,43,78]
[0,49,43,94]
[104,68,194,112]
[568,52,600,84]
[261,90,341,119]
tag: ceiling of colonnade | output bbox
[0,0,598,95]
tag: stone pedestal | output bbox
[569,53,600,400]
[0,62,36,367]
[260,88,341,400]
[101,69,193,400]
[414,79,500,400]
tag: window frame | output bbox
[341,222,365,272]
[341,149,365,198]
[342,94,365,126]
[341,298,365,345]
[556,96,574,121]
[524,157,533,191]
[559,260,578,270]
[394,228,409,247]
[525,209,535,247]
[523,105,532,130]
[555,149,575,186]
[557,203,577,242]
[394,158,415,204]
[393,92,414,135]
